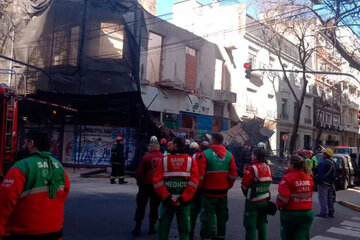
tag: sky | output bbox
[157,0,248,19]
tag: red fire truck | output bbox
[0,84,17,179]
[0,84,78,180]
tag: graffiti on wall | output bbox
[62,125,137,166]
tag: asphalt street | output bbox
[63,169,360,240]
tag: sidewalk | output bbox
[336,187,360,212]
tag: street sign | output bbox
[282,133,289,142]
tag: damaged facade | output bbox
[172,0,316,155]
[0,0,236,168]
[140,10,236,139]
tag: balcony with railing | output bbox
[342,123,359,133]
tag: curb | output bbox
[338,201,360,212]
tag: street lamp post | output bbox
[1,12,16,87]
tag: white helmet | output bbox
[185,139,191,145]
[257,142,266,149]
[150,136,158,142]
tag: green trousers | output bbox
[280,210,314,240]
[157,203,191,240]
[190,191,202,238]
[200,195,228,239]
[243,200,268,240]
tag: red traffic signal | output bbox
[244,62,252,79]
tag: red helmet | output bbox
[160,138,167,144]
[116,136,124,141]
[304,150,312,158]
[167,141,173,146]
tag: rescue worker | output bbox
[153,137,199,240]
[0,130,70,240]
[164,141,172,155]
[188,142,200,156]
[133,141,163,236]
[241,147,272,240]
[277,155,314,240]
[317,148,336,218]
[190,141,209,240]
[160,138,167,153]
[150,136,158,143]
[110,136,127,184]
[311,151,319,172]
[184,139,191,155]
[304,150,314,170]
[198,133,237,240]
[311,151,319,190]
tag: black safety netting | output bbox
[13,0,148,95]
[1,0,171,170]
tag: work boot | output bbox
[132,221,141,236]
[110,179,116,184]
[328,212,335,218]
[316,213,327,218]
[149,223,156,235]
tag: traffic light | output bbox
[358,110,360,125]
[244,62,252,79]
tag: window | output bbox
[293,102,298,120]
[317,111,324,123]
[214,59,223,90]
[326,113,332,125]
[181,115,195,129]
[146,32,163,82]
[69,26,80,66]
[212,119,222,132]
[185,46,198,91]
[248,53,256,63]
[214,103,224,117]
[305,106,311,119]
[333,115,340,126]
[89,23,124,59]
[281,99,287,115]
[53,31,68,66]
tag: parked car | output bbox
[334,146,360,186]
[331,154,355,190]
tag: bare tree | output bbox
[258,0,360,71]
[257,2,319,153]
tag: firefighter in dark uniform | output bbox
[110,136,127,184]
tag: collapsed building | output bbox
[7,0,163,170]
